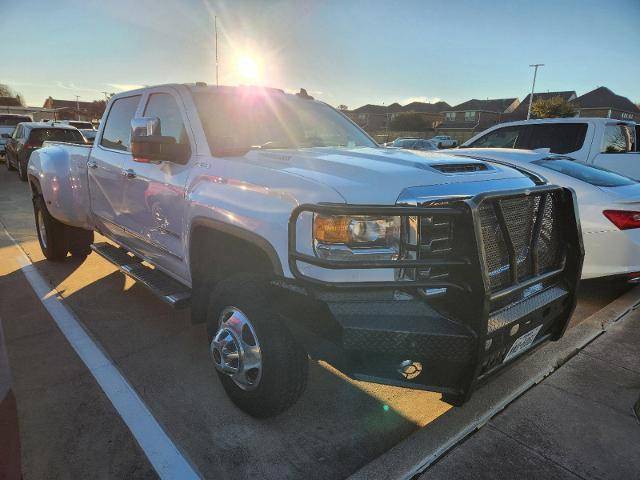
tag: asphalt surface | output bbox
[0,166,632,479]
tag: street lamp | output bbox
[526,64,544,120]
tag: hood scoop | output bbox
[431,162,490,174]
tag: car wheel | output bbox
[206,274,308,418]
[67,226,94,258]
[6,153,15,171]
[17,156,27,181]
[33,195,69,261]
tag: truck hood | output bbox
[245,146,532,204]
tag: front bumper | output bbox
[288,185,583,403]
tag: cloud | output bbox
[106,83,146,92]
[401,96,442,105]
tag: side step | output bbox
[90,242,191,309]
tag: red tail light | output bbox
[603,210,640,230]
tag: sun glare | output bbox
[236,55,260,80]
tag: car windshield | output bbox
[532,158,636,187]
[0,116,31,126]
[392,139,418,148]
[68,121,94,129]
[28,128,85,145]
[193,91,376,150]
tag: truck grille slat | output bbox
[478,191,563,309]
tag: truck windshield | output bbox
[532,158,636,187]
[192,91,376,150]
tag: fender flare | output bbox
[188,217,284,277]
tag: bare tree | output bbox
[0,84,25,105]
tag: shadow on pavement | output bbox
[3,256,428,480]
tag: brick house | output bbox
[42,97,106,121]
[0,97,22,107]
[438,98,520,143]
[503,91,577,121]
[347,101,450,133]
[571,87,640,122]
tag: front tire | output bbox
[206,274,308,418]
[6,153,15,171]
[17,155,27,181]
[33,195,68,261]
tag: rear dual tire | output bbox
[33,195,94,261]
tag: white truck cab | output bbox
[462,117,640,180]
[27,83,583,417]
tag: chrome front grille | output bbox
[479,191,563,294]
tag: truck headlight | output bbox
[313,214,401,261]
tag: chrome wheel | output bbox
[210,306,262,391]
[37,209,47,250]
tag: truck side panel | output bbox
[27,143,93,230]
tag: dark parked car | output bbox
[0,114,32,162]
[0,320,21,480]
[5,122,86,181]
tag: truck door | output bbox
[89,95,141,240]
[118,91,192,272]
[592,122,640,180]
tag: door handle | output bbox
[87,159,98,169]
[121,168,136,179]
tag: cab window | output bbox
[469,126,523,148]
[100,95,141,152]
[143,93,189,146]
[526,123,587,154]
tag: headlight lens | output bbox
[313,214,401,261]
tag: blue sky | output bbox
[1,0,638,108]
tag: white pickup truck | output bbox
[27,83,583,417]
[462,117,640,179]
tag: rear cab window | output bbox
[532,158,635,187]
[28,128,85,145]
[100,95,141,152]
[0,116,31,127]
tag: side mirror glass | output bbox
[130,117,190,164]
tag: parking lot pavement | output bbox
[420,307,640,480]
[0,167,633,479]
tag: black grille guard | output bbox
[287,185,584,401]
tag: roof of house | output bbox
[402,101,451,113]
[514,91,576,112]
[572,86,640,113]
[43,97,101,110]
[0,97,22,107]
[351,100,451,115]
[447,98,518,113]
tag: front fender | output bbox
[28,144,92,229]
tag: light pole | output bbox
[526,64,544,120]
[74,95,81,120]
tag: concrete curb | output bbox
[348,286,640,480]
